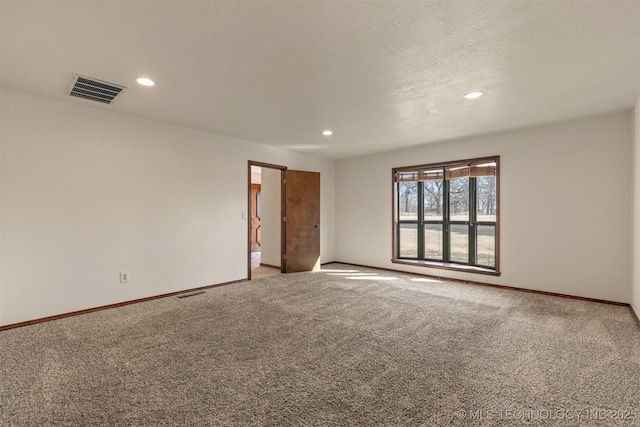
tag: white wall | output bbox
[633,98,640,313]
[251,169,261,184]
[260,167,281,267]
[0,88,335,326]
[336,112,633,303]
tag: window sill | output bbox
[391,259,501,276]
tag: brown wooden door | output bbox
[250,184,261,252]
[285,170,320,273]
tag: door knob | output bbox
[315,224,320,228]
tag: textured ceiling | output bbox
[2,1,639,159]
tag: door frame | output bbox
[247,161,287,280]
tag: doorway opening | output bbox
[248,161,286,280]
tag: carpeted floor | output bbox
[1,264,639,426]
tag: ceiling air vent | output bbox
[67,75,126,104]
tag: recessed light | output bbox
[322,130,333,136]
[136,77,155,86]
[464,91,483,99]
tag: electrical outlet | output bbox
[120,272,129,283]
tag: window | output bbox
[393,156,499,275]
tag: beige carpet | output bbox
[1,264,639,426]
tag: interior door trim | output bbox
[247,161,287,280]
